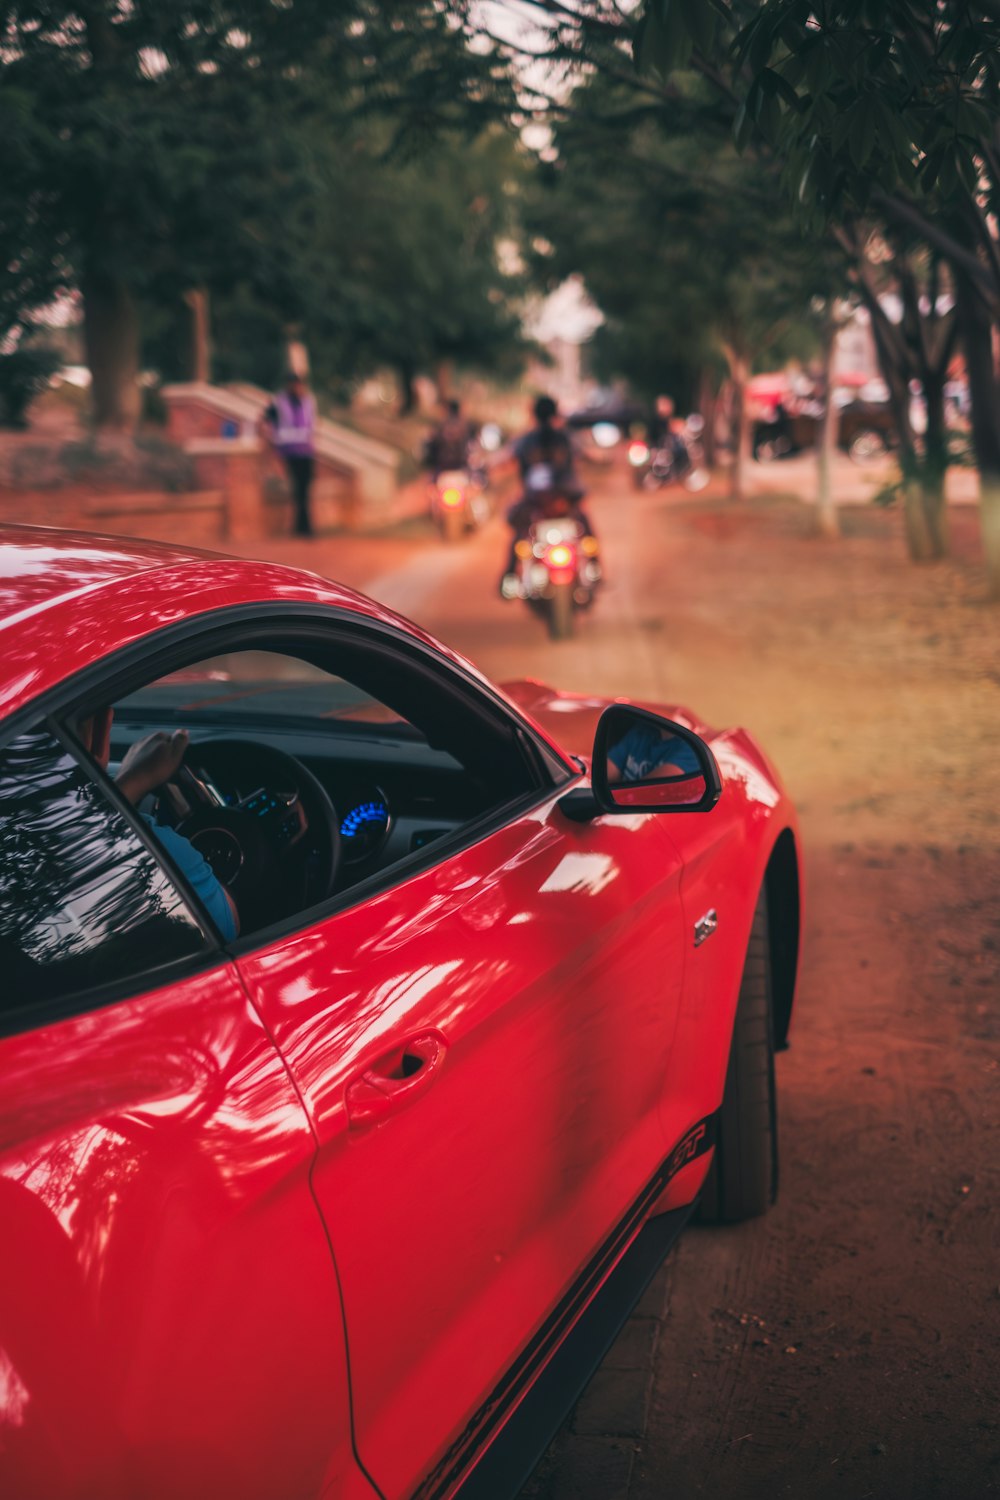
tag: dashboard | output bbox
[110,715,492,892]
[319,767,474,877]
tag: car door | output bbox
[236,662,688,1500]
[0,723,370,1500]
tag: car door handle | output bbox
[345,1031,448,1128]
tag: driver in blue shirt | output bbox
[607,723,701,784]
[76,709,239,941]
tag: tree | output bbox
[0,1,513,429]
[633,0,1000,588]
[524,69,846,503]
[141,123,531,408]
[464,1,1000,587]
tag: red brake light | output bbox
[546,543,574,568]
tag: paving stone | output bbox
[602,1315,658,1372]
[572,1364,650,1438]
[549,1436,634,1500]
[633,1265,670,1319]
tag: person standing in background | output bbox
[263,372,317,537]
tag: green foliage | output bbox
[524,69,843,403]
[632,1,1000,225]
[0,1,523,410]
[141,123,531,397]
[0,342,61,428]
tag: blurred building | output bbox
[522,276,603,409]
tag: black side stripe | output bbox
[413,1114,717,1500]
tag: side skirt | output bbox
[418,1117,715,1500]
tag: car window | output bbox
[89,627,545,942]
[117,651,424,740]
[0,726,210,1022]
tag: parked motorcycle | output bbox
[628,419,709,492]
[429,469,490,542]
[510,497,601,641]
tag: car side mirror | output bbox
[559,705,722,822]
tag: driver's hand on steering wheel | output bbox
[115,728,190,806]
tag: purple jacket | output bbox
[270,392,316,457]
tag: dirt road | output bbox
[228,469,1000,1500]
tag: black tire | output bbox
[699,891,778,1223]
[441,507,463,544]
[548,582,574,640]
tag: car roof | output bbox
[0,528,577,773]
[0,525,219,627]
[0,525,438,721]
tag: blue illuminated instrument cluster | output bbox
[339,790,390,863]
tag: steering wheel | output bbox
[160,739,341,931]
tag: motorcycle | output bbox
[429,468,490,542]
[509,494,601,641]
[628,420,709,492]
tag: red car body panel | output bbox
[0,965,372,1500]
[0,527,801,1500]
[238,795,687,1499]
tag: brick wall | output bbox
[0,487,227,546]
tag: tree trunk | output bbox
[857,274,945,560]
[81,269,141,431]
[955,273,1000,598]
[398,360,417,415]
[184,287,212,384]
[901,481,942,561]
[697,368,718,468]
[726,351,751,501]
[816,317,840,538]
[919,364,949,559]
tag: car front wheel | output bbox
[699,891,778,1223]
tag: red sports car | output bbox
[0,526,802,1500]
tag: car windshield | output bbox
[117,651,424,739]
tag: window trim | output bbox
[0,604,577,783]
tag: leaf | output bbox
[635,0,693,78]
[847,98,875,169]
[798,152,815,205]
[677,0,717,55]
[920,146,944,192]
[761,66,802,111]
[830,108,855,157]
[733,98,754,152]
[803,42,835,99]
[937,148,960,199]
[758,87,783,143]
[956,146,981,195]
[882,106,915,162]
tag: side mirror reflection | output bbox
[608,774,708,810]
[595,705,721,815]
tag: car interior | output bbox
[82,625,565,939]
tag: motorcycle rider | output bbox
[424,398,474,477]
[648,394,692,479]
[500,395,599,599]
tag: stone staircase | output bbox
[161,381,409,527]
